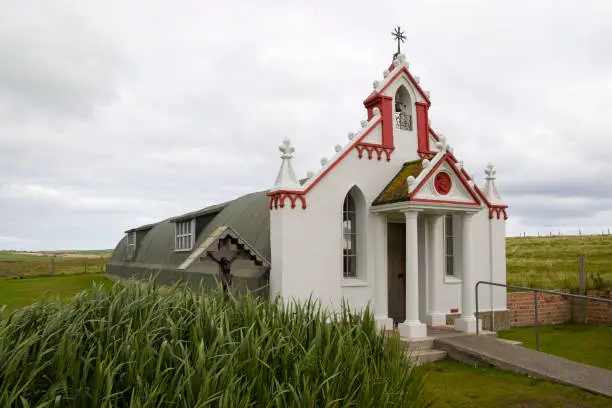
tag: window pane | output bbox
[446,237,454,256]
[445,215,453,236]
[446,256,454,276]
[343,234,351,251]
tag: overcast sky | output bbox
[1,0,611,250]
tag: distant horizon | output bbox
[2,231,611,253]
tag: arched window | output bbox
[394,86,412,130]
[342,192,357,277]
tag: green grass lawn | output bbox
[506,235,612,289]
[0,273,112,315]
[420,359,611,407]
[498,324,612,370]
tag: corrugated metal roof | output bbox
[108,190,271,270]
[168,201,229,222]
[124,223,157,233]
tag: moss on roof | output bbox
[372,159,424,206]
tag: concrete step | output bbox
[406,349,447,365]
[399,336,435,351]
[496,338,523,347]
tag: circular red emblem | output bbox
[434,172,452,195]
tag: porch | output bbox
[371,204,482,338]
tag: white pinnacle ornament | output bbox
[273,138,300,190]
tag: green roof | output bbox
[109,190,271,269]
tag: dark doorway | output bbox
[387,222,406,325]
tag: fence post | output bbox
[578,254,586,295]
[534,291,539,351]
[572,253,588,324]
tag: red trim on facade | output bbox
[415,102,430,153]
[268,117,384,210]
[363,95,393,148]
[417,150,436,160]
[374,66,432,106]
[428,127,441,142]
[488,205,508,220]
[411,198,480,206]
[355,142,394,161]
[268,192,307,210]
[410,154,482,205]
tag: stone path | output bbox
[435,334,612,398]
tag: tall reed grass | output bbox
[0,279,428,407]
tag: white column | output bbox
[454,212,480,333]
[427,214,446,326]
[398,210,427,338]
[374,214,393,331]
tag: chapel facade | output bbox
[107,45,509,338]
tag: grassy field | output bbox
[0,273,112,314]
[420,359,612,407]
[0,250,110,278]
[506,234,612,289]
[498,324,612,370]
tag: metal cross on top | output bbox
[392,25,406,55]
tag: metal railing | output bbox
[475,281,612,351]
[394,111,412,130]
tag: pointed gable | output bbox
[410,156,481,206]
[372,147,482,207]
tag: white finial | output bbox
[414,75,420,84]
[360,120,368,128]
[425,90,430,99]
[393,58,400,68]
[448,145,454,154]
[279,137,294,159]
[306,171,314,179]
[334,144,342,153]
[483,163,503,205]
[383,70,389,78]
[398,53,406,63]
[372,107,381,116]
[422,159,430,169]
[273,138,300,189]
[320,157,328,166]
[348,132,355,140]
[406,176,416,191]
[456,160,463,170]
[373,80,380,90]
[435,133,448,151]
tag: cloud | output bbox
[1,0,611,250]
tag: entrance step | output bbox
[406,349,448,365]
[399,336,435,351]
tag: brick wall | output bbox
[507,291,572,327]
[507,290,612,327]
[585,290,612,325]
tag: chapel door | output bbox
[387,222,406,324]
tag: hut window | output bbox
[175,219,195,251]
[126,232,136,259]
